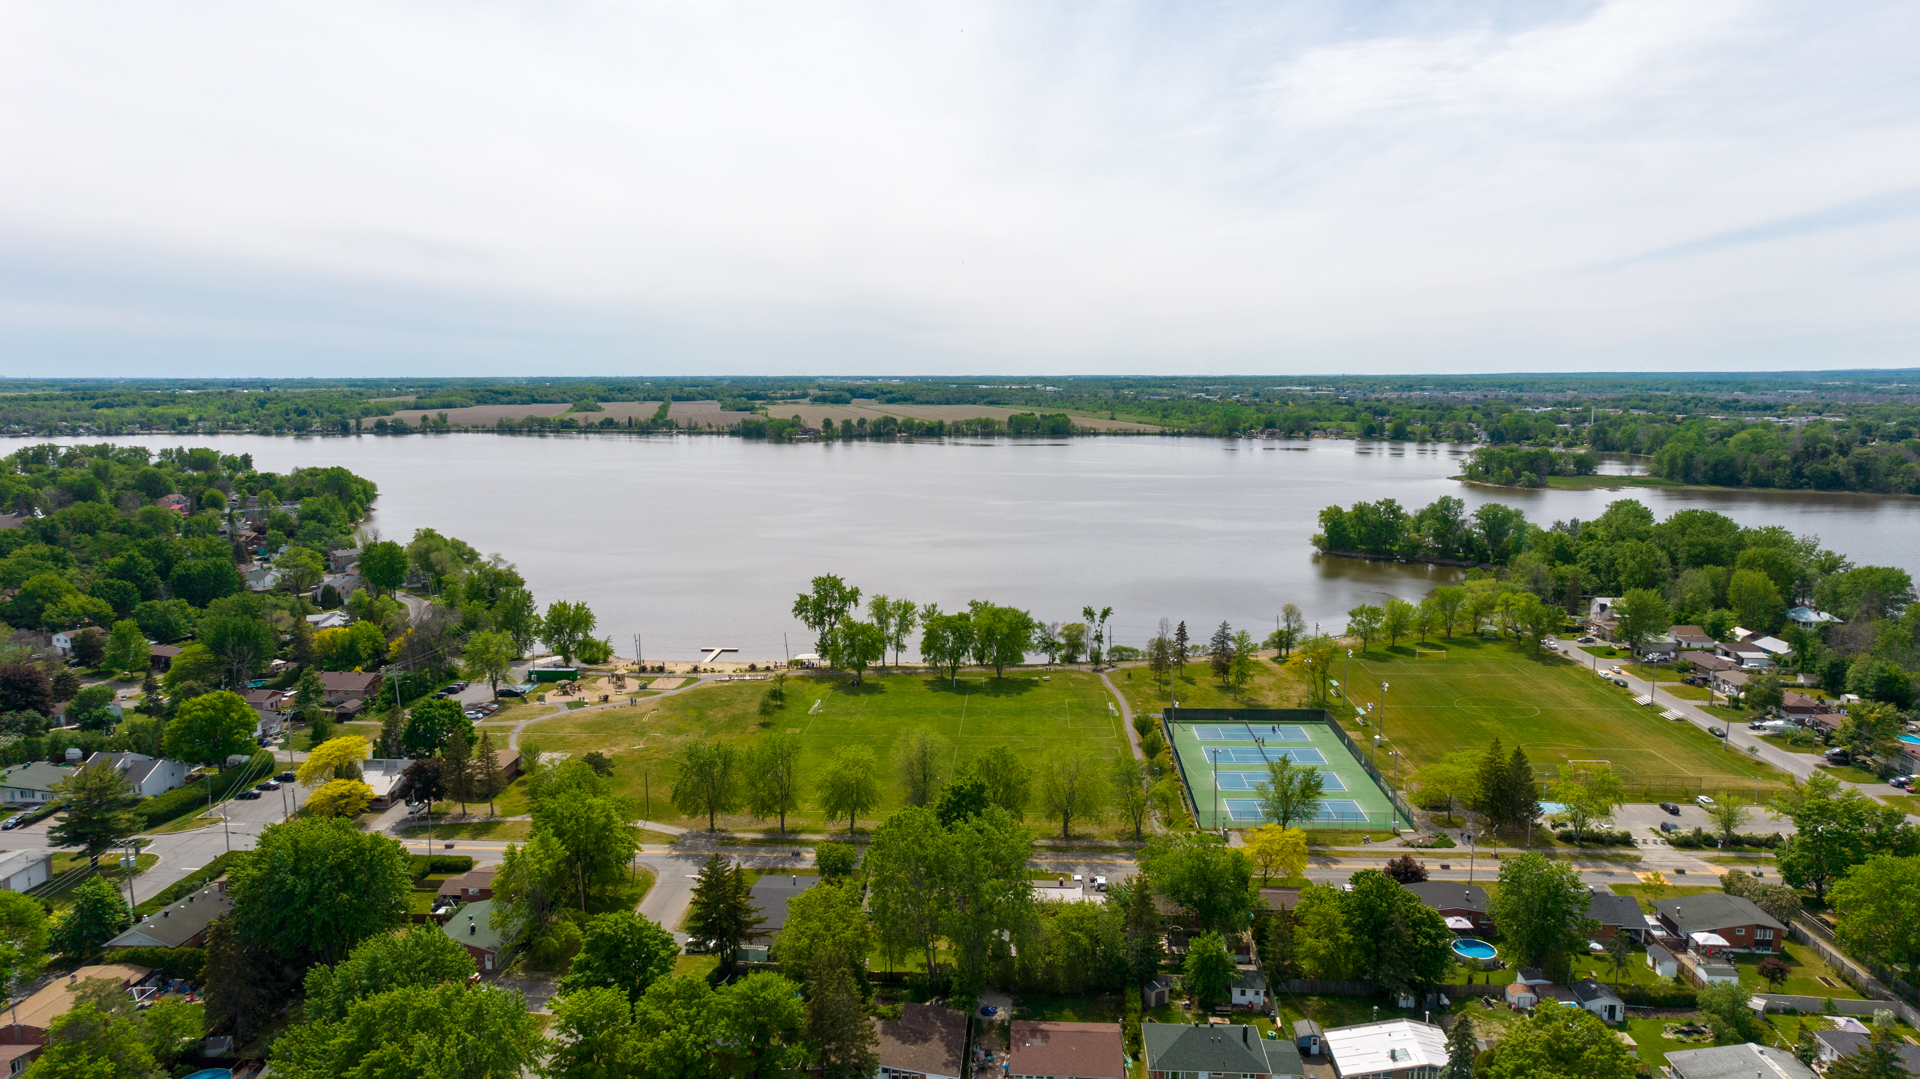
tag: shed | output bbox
[1141,976,1170,1009]
[1504,982,1538,1009]
[1570,978,1625,1023]
[1646,942,1678,979]
[1294,1019,1323,1055]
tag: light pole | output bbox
[1210,748,1221,837]
[1467,830,1477,883]
[1344,649,1353,704]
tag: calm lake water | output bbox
[36,434,1920,663]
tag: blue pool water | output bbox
[182,1070,231,1079]
[1452,939,1497,960]
[1900,735,1920,746]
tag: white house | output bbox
[0,763,76,804]
[305,610,351,630]
[1646,942,1678,979]
[83,752,191,798]
[243,566,281,592]
[1750,636,1793,659]
[1570,978,1625,1023]
[1324,1020,1449,1079]
[1787,607,1839,629]
[1230,967,1267,1007]
[0,849,51,892]
[49,628,101,656]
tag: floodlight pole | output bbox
[1210,749,1220,837]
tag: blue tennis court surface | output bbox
[1198,746,1326,765]
[1213,770,1347,792]
[1191,725,1309,742]
[1224,798,1366,822]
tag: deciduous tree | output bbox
[163,689,257,768]
[818,745,878,833]
[541,600,598,665]
[1487,852,1597,982]
[1037,746,1107,839]
[559,910,678,1002]
[745,731,804,833]
[1245,825,1309,883]
[1257,755,1326,829]
[1183,931,1234,1010]
[227,816,412,966]
[1346,604,1384,653]
[894,727,950,808]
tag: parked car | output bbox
[1890,776,1912,790]
[498,686,527,697]
[1611,677,1628,687]
[1825,748,1852,764]
[1707,726,1726,738]
[277,771,296,782]
[255,780,280,791]
[1696,795,1716,808]
[979,1005,998,1017]
[1659,802,1680,815]
[0,815,23,831]
[1660,821,1678,834]
[1093,876,1108,891]
[1578,636,1596,644]
[236,790,262,800]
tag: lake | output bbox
[33,434,1920,663]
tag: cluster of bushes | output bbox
[1618,984,1698,1008]
[1462,446,1599,488]
[1664,827,1784,850]
[1722,868,1804,926]
[131,752,275,828]
[111,946,207,983]
[408,854,475,880]
[1554,828,1636,846]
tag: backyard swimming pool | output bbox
[1452,939,1497,961]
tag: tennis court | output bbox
[1168,710,1409,831]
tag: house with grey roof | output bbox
[1584,888,1646,942]
[1666,1043,1815,1079]
[84,752,190,799]
[753,874,816,944]
[1656,893,1785,954]
[443,900,508,973]
[1814,1029,1920,1073]
[107,885,232,949]
[1569,978,1625,1023]
[1403,881,1494,934]
[0,762,75,805]
[1141,1020,1304,1079]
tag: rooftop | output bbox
[1007,1021,1125,1079]
[749,874,816,934]
[6,965,151,1033]
[108,886,232,949]
[1141,1021,1303,1075]
[1404,880,1489,914]
[1666,1042,1816,1079]
[872,1003,966,1078]
[1323,1019,1449,1074]
[443,900,508,954]
[1656,893,1785,935]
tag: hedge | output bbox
[1554,829,1636,846]
[136,852,237,917]
[109,946,206,984]
[132,752,276,829]
[1665,827,1784,850]
[1620,984,1698,1008]
[408,855,475,880]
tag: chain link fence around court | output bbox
[1162,708,1415,831]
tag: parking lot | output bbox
[1614,800,1796,837]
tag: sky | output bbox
[1,1,1917,378]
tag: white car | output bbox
[1696,795,1716,808]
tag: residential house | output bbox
[241,689,286,737]
[0,964,154,1043]
[1230,967,1267,1008]
[242,566,281,592]
[1646,942,1678,979]
[1814,1030,1920,1072]
[1656,894,1786,954]
[436,867,496,905]
[1404,881,1494,935]
[1809,713,1848,739]
[1787,607,1839,629]
[1142,1021,1304,1079]
[874,1003,968,1079]
[1781,692,1820,720]
[155,494,192,514]
[1665,1043,1815,1079]
[0,1042,41,1076]
[442,899,507,973]
[1713,640,1775,670]
[305,610,351,631]
[1034,881,1100,903]
[82,752,189,798]
[1584,889,1645,942]
[316,572,364,603]
[317,671,383,717]
[1569,978,1625,1023]
[106,885,231,949]
[1587,597,1618,630]
[0,850,52,893]
[1710,669,1748,699]
[362,759,411,809]
[0,762,75,805]
[49,627,102,657]
[1322,1019,1447,1079]
[1006,1021,1126,1079]
[1749,636,1793,660]
[1671,626,1714,649]
[750,875,816,945]
[329,548,361,573]
[148,645,182,672]
[1682,650,1737,674]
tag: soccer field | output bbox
[1334,637,1781,797]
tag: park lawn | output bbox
[1111,651,1313,716]
[1336,637,1786,800]
[524,669,1130,833]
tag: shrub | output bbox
[407,854,476,880]
[1553,828,1636,846]
[110,946,206,984]
[1619,984,1697,1008]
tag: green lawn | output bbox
[1112,653,1313,716]
[525,670,1130,833]
[1335,638,1786,800]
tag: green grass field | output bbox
[1340,637,1786,800]
[525,669,1129,832]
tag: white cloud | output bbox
[0,0,1915,375]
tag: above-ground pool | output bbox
[182,1070,231,1079]
[1452,939,1497,961]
